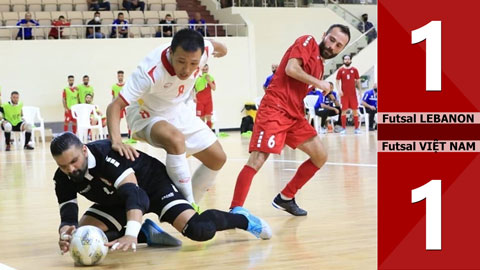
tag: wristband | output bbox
[125,220,142,237]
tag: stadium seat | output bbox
[11,0,26,12]
[129,10,143,24]
[303,95,320,133]
[58,0,72,11]
[3,11,19,26]
[109,0,118,10]
[66,10,82,24]
[51,11,67,20]
[32,27,45,39]
[148,0,161,11]
[71,104,106,143]
[82,10,94,22]
[62,26,77,38]
[140,26,154,37]
[129,25,139,37]
[34,11,50,25]
[42,0,57,11]
[173,10,188,24]
[73,0,87,11]
[0,28,12,39]
[144,10,159,25]
[162,0,175,11]
[27,0,42,12]
[0,0,10,13]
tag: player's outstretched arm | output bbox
[285,58,331,91]
[58,225,76,254]
[107,98,139,161]
[210,40,227,58]
[105,174,145,252]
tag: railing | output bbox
[0,23,248,40]
[324,26,376,76]
[217,0,375,8]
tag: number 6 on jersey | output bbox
[411,180,442,250]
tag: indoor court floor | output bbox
[0,130,377,270]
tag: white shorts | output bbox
[125,102,217,156]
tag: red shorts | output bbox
[64,110,75,123]
[341,94,359,110]
[249,104,318,154]
[196,100,213,117]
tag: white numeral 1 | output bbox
[411,21,442,91]
[411,180,442,250]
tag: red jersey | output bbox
[262,35,324,119]
[49,20,71,38]
[196,82,214,103]
[336,66,359,96]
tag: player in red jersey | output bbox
[336,54,362,134]
[230,24,351,216]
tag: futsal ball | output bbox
[70,225,109,266]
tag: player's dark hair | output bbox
[117,70,124,74]
[118,12,124,17]
[11,91,19,96]
[85,93,93,98]
[94,11,100,15]
[50,132,83,156]
[326,24,351,43]
[68,75,74,79]
[59,15,65,19]
[171,28,204,55]
[83,75,89,79]
[343,54,351,60]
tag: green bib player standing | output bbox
[111,70,135,143]
[0,91,34,151]
[78,75,94,104]
[63,75,79,133]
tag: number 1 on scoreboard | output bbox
[411,21,442,91]
[411,180,442,250]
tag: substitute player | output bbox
[107,29,228,208]
[0,91,34,151]
[230,24,351,216]
[63,75,79,133]
[336,54,362,134]
[78,75,94,104]
[194,64,215,129]
[111,70,135,143]
[52,133,271,254]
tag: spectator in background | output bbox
[122,0,145,12]
[86,11,105,39]
[263,64,278,90]
[195,64,216,129]
[16,12,39,40]
[357,13,377,44]
[361,83,377,131]
[48,15,71,39]
[87,0,111,11]
[111,12,129,38]
[156,14,176,37]
[77,75,94,104]
[189,12,207,36]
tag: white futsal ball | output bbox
[70,225,109,266]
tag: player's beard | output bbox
[69,160,87,183]
[319,41,337,59]
[344,62,351,67]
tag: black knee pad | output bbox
[182,213,216,242]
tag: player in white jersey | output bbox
[107,29,227,209]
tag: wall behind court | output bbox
[0,37,251,130]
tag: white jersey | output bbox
[119,40,214,117]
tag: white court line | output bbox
[0,263,17,270]
[228,158,377,168]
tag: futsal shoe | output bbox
[5,144,10,151]
[24,144,34,150]
[354,128,362,134]
[319,127,327,134]
[140,219,182,247]
[272,194,307,216]
[230,206,272,240]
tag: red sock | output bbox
[72,125,77,134]
[281,159,319,198]
[64,124,68,132]
[341,115,347,128]
[230,165,257,209]
[354,116,359,129]
[128,129,131,138]
[206,120,212,129]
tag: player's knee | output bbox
[247,152,268,171]
[311,146,328,167]
[209,150,226,170]
[182,213,216,241]
[164,132,186,154]
[3,122,12,132]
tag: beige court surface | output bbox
[0,130,377,270]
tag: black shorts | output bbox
[83,178,192,232]
[1,121,24,131]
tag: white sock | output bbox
[166,153,195,203]
[192,164,219,203]
[280,193,292,201]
